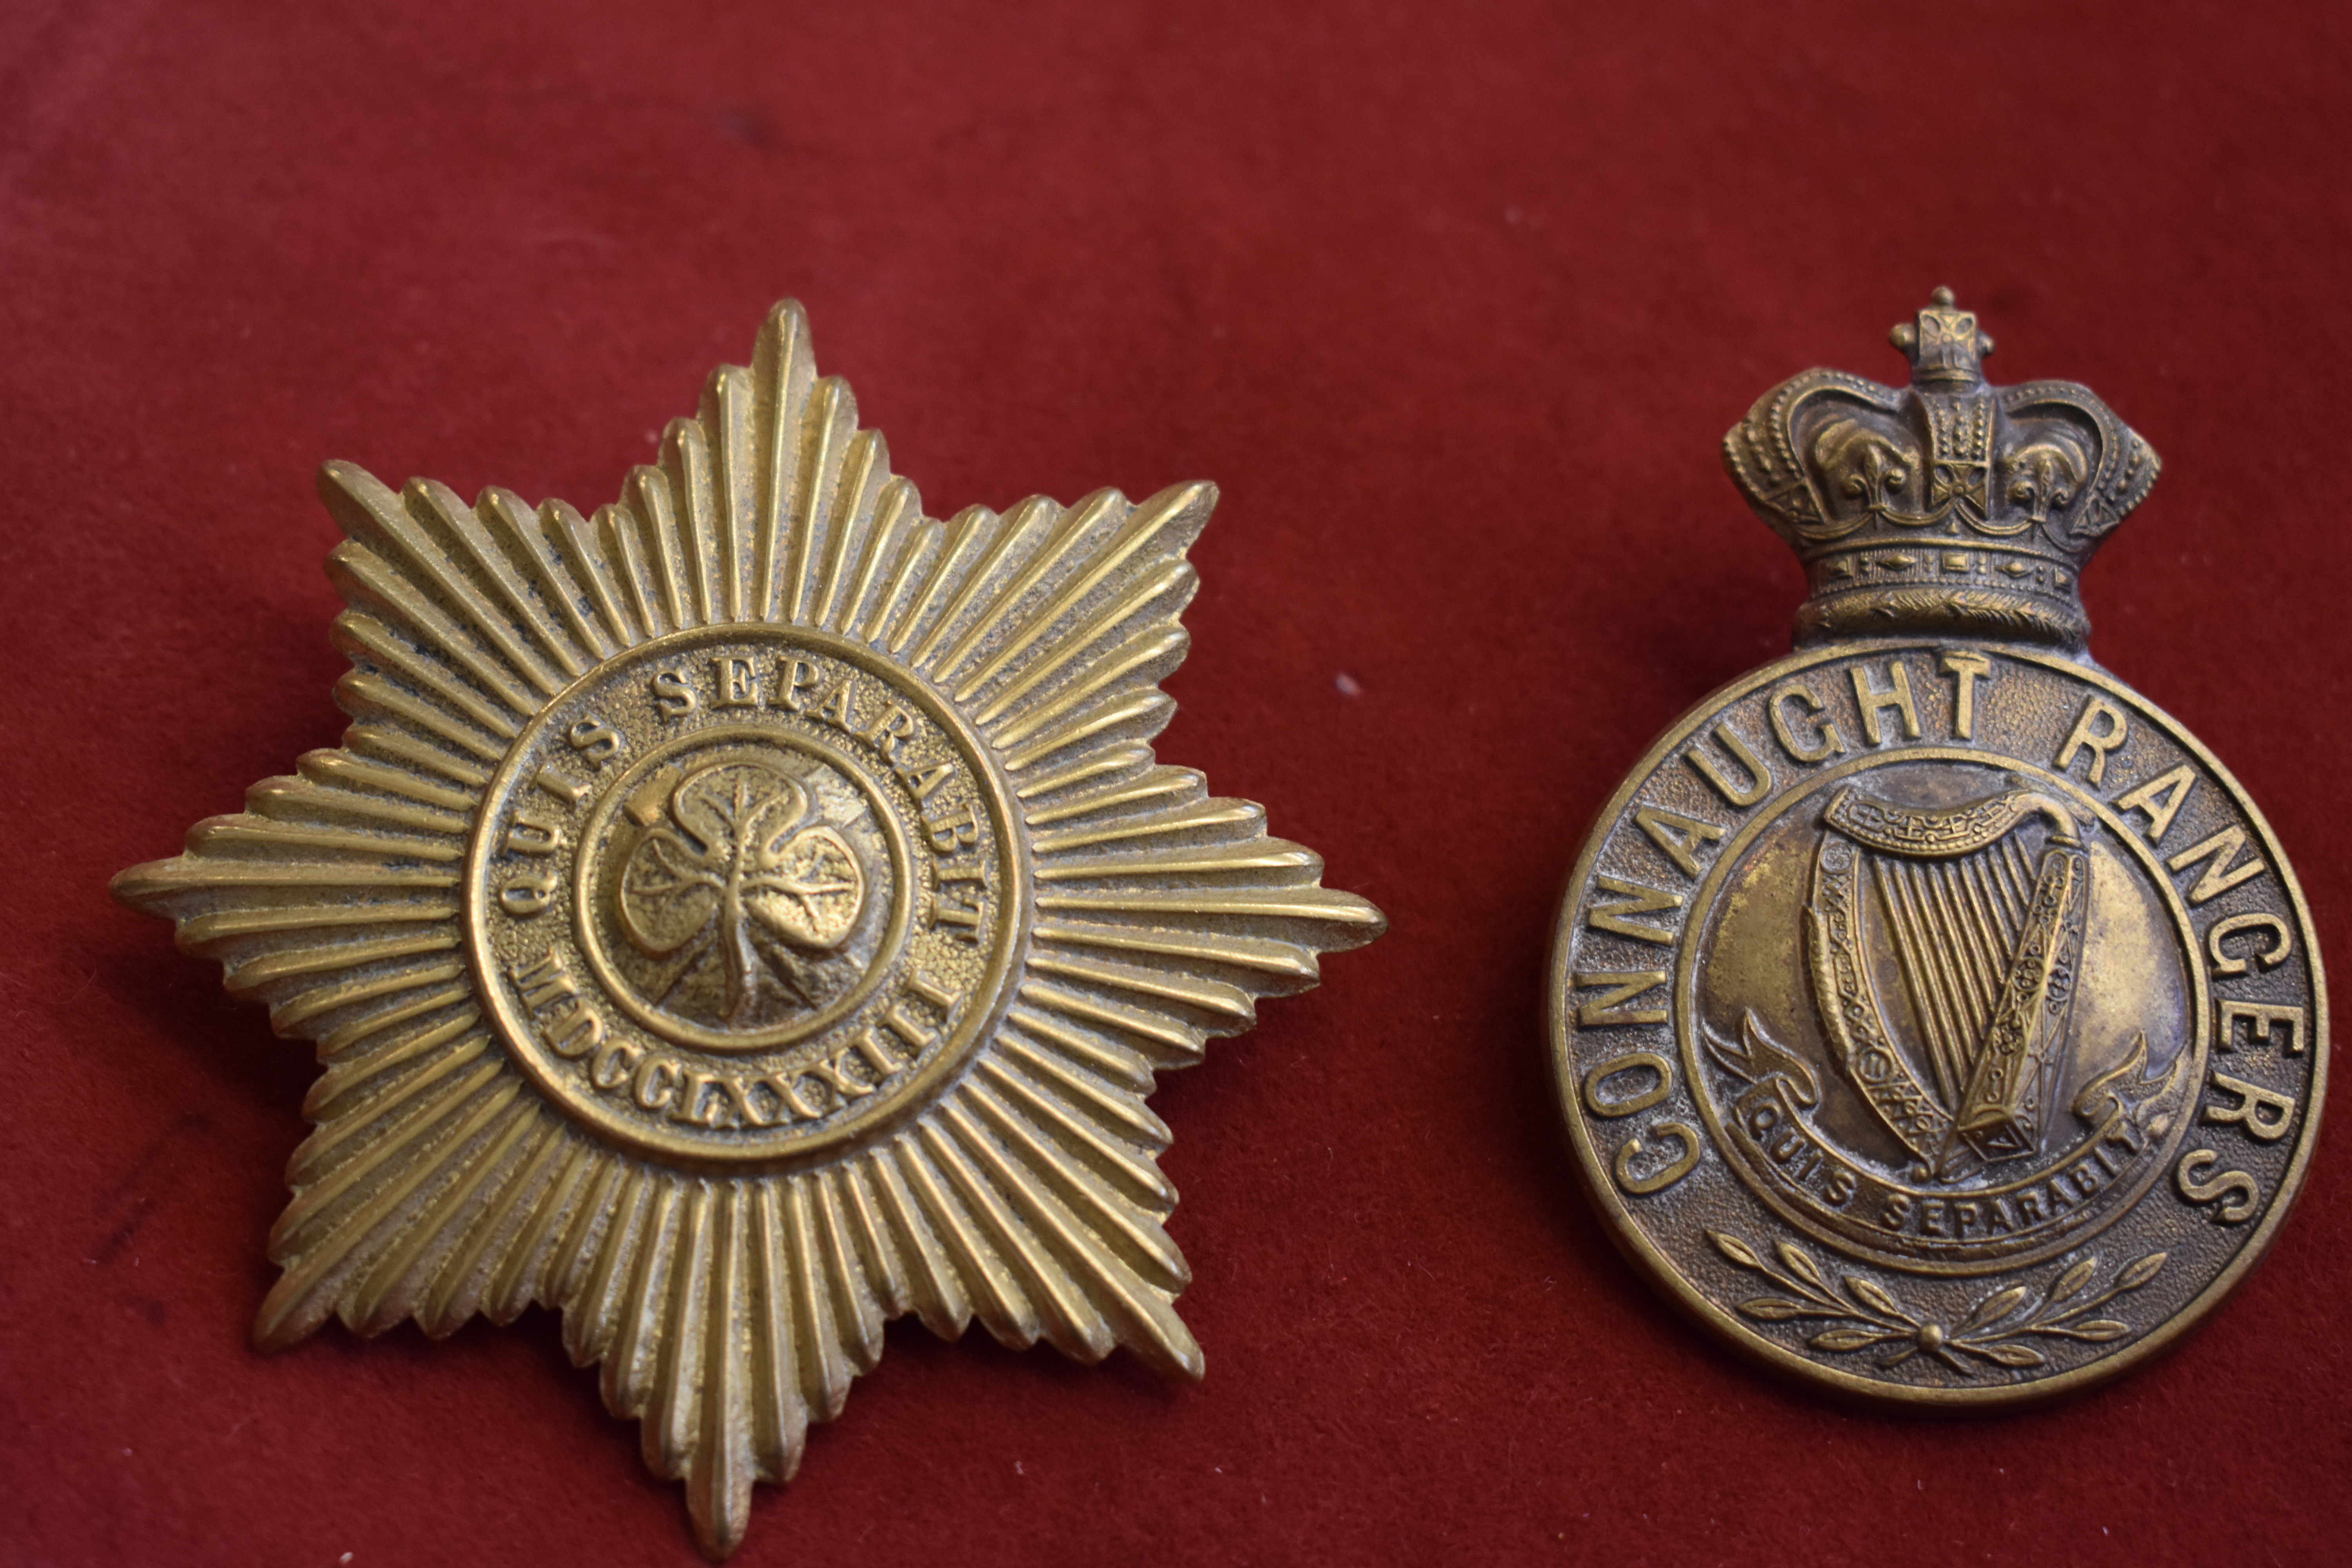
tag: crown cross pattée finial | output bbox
[1723,289,2159,651]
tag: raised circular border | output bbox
[1673,745,2208,1274]
[572,724,918,1054]
[465,623,1034,1172]
[1547,639,2328,1412]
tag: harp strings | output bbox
[1869,839,2035,1114]
[1869,857,1967,1108]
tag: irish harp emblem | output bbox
[1808,786,2089,1180]
[1550,291,2325,1405]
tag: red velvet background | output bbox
[5,2,2349,1563]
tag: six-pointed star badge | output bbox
[113,301,1385,1559]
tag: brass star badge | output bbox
[113,301,1384,1557]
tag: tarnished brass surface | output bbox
[112,301,1385,1555]
[1549,292,2323,1408]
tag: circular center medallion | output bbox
[465,626,1027,1168]
[578,730,907,1052]
[1683,748,2203,1271]
[1551,641,2324,1403]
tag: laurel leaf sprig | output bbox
[1714,1231,2165,1375]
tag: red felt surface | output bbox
[4,2,2349,1564]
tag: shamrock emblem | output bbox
[615,759,866,1025]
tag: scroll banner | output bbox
[1719,1042,2185,1265]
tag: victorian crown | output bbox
[1724,288,2158,650]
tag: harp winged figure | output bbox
[112,301,1385,1555]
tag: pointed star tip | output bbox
[106,861,160,912]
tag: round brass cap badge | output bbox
[1550,293,2323,1408]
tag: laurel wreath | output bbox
[1711,1230,2165,1372]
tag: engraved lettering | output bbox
[499,866,560,916]
[1586,875,1683,945]
[505,951,559,989]
[712,655,761,707]
[862,703,919,760]
[924,804,980,854]
[900,761,955,802]
[1583,1051,1673,1117]
[566,717,623,760]
[590,1037,644,1091]
[853,1028,904,1078]
[1768,682,1847,763]
[906,969,966,1012]
[2167,826,2267,904]
[2056,695,2128,784]
[632,1054,682,1111]
[2218,1000,2304,1055]
[881,1003,936,1053]
[535,767,589,806]
[1612,1121,1699,1194]
[1879,1193,1913,1230]
[933,889,984,940]
[1571,969,1669,1026]
[509,950,579,1013]
[759,1071,824,1121]
[1937,650,1992,740]
[803,1049,877,1100]
[1633,804,1727,878]
[719,1076,773,1129]
[668,1070,726,1127]
[2204,1071,2297,1142]
[505,809,564,856]
[2208,911,2294,976]
[652,668,699,716]
[1685,722,1772,807]
[541,1002,603,1058]
[2114,763,2196,844]
[777,658,822,712]
[815,678,859,730]
[2175,1149,2258,1222]
[1850,659,1923,744]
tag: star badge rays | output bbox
[113,300,1384,1557]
